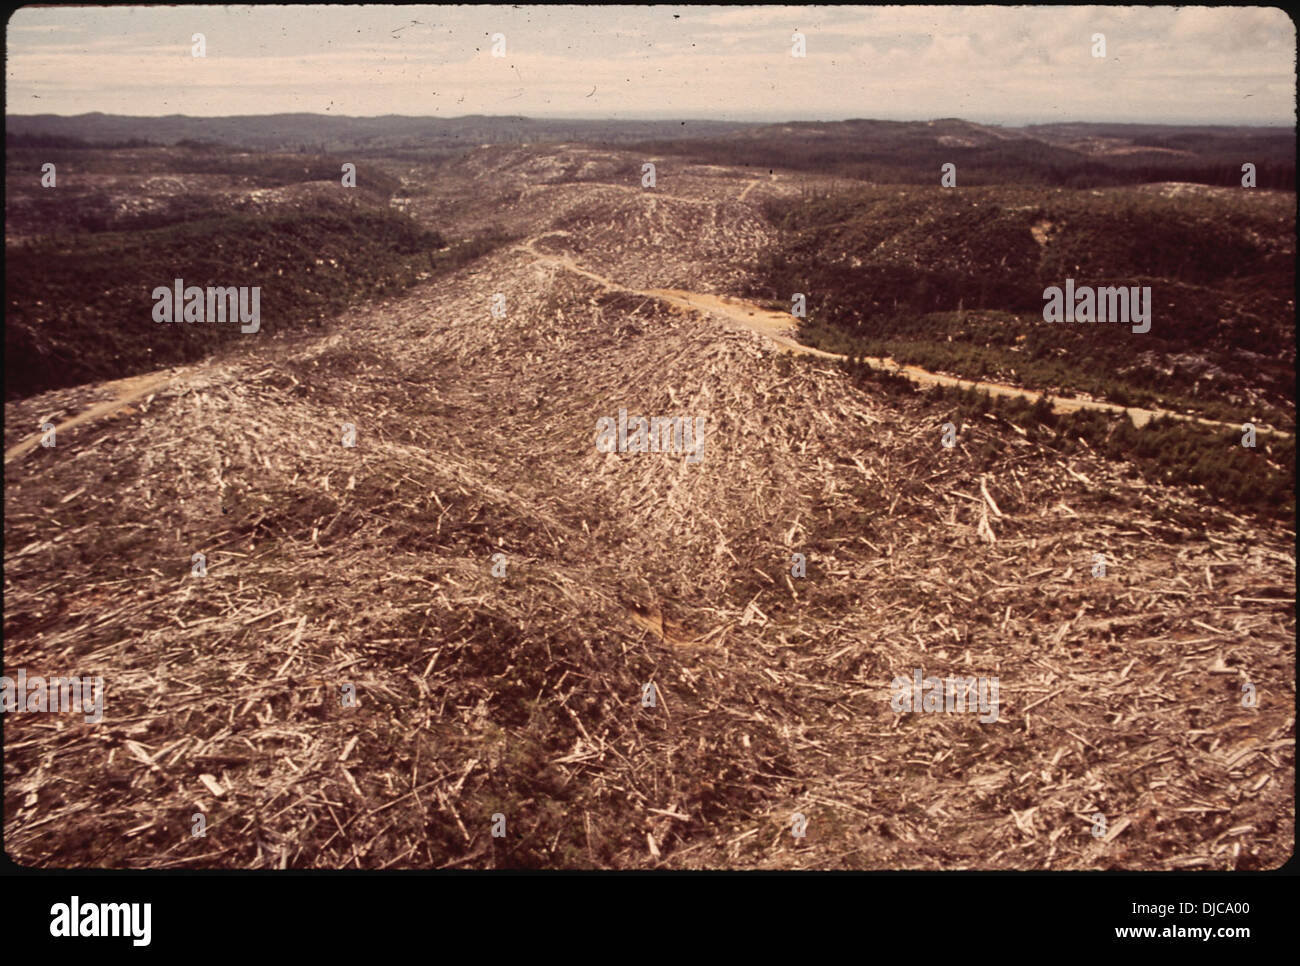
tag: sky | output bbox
[6,5,1296,126]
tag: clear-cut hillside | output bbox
[4,146,1294,870]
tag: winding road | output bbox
[517,233,1292,438]
[5,230,1287,470]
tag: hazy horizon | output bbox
[6,5,1295,127]
[6,109,1296,129]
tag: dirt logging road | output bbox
[7,230,1287,474]
[515,234,1290,438]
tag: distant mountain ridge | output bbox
[4,113,757,152]
[8,112,1293,153]
[631,116,1296,189]
[8,113,1294,188]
